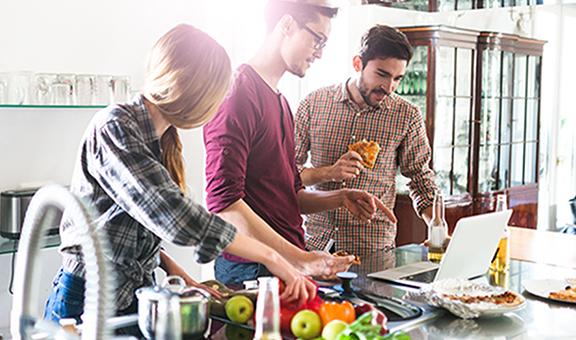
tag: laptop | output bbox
[368,210,513,288]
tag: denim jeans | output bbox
[44,268,85,324]
[44,268,141,337]
[214,256,272,286]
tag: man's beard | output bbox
[358,76,387,108]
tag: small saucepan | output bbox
[136,276,211,339]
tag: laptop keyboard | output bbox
[401,268,439,283]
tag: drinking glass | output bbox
[0,72,8,104]
[8,71,33,105]
[111,76,130,103]
[32,73,57,105]
[95,75,113,105]
[75,74,97,105]
[52,74,76,105]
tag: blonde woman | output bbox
[43,24,316,329]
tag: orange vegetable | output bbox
[318,301,356,325]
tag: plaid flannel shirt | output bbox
[295,80,437,254]
[60,96,236,310]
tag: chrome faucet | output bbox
[10,185,115,340]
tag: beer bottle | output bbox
[253,277,282,340]
[490,194,510,272]
[428,191,448,263]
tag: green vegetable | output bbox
[380,331,410,340]
[334,312,410,340]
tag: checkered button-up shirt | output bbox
[60,96,237,310]
[295,80,437,254]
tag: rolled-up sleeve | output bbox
[397,108,437,215]
[203,82,259,213]
[90,120,236,263]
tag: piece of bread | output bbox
[333,250,361,265]
[348,139,381,169]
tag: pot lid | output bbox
[135,285,171,302]
[136,276,211,303]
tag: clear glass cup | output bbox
[0,72,9,104]
[7,71,33,105]
[32,73,57,105]
[52,73,76,105]
[111,76,130,103]
[75,74,97,105]
[95,75,113,105]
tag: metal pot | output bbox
[136,276,211,339]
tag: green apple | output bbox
[290,309,322,340]
[225,295,254,324]
[322,319,348,340]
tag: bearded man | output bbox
[295,25,438,255]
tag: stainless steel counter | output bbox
[5,244,574,339]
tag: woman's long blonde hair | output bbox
[143,24,232,192]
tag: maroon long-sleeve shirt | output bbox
[203,64,305,262]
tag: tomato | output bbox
[277,277,323,333]
[318,301,356,325]
[304,294,323,313]
[280,304,298,334]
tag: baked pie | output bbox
[549,286,576,302]
[443,291,523,306]
[333,250,361,265]
[348,139,381,169]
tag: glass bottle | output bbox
[490,194,510,272]
[253,277,282,340]
[428,191,448,263]
[489,268,509,289]
[156,293,182,340]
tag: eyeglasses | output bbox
[300,24,327,51]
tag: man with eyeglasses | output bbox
[203,0,397,285]
[295,25,439,257]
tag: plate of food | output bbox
[523,278,576,303]
[412,279,526,318]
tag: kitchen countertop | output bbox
[208,241,576,339]
[350,245,576,339]
[5,228,576,339]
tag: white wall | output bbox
[0,0,269,329]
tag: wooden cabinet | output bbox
[394,25,545,245]
[472,32,544,227]
[366,0,542,12]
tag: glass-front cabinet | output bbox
[396,27,478,197]
[472,32,544,228]
[379,0,542,12]
[393,26,545,245]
